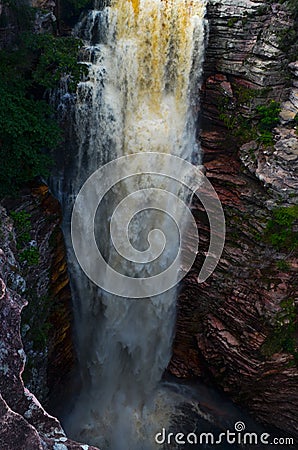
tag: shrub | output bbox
[262,298,298,364]
[10,211,31,246]
[218,88,280,147]
[10,210,40,266]
[227,17,238,27]
[264,205,298,251]
[23,32,87,91]
[0,70,60,196]
[276,1,298,60]
[256,100,281,145]
[278,0,298,18]
[256,101,281,131]
[21,290,52,352]
[276,259,291,271]
[0,29,86,196]
[19,247,40,265]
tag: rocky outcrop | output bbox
[32,0,57,34]
[0,205,99,450]
[0,0,57,49]
[240,60,298,199]
[280,61,298,125]
[2,186,75,407]
[204,0,291,93]
[1,0,297,445]
[171,158,298,430]
[170,0,298,439]
[240,125,298,197]
[0,1,92,447]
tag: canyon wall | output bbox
[0,0,297,446]
[0,2,97,448]
[170,0,298,439]
[0,201,98,449]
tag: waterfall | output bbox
[52,1,207,449]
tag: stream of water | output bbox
[49,2,231,449]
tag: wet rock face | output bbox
[170,0,298,439]
[1,187,75,407]
[0,205,99,450]
[171,157,298,437]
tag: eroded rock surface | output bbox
[240,60,298,199]
[170,0,298,439]
[0,205,99,450]
[1,187,75,406]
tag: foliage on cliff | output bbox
[0,55,60,196]
[62,0,92,13]
[23,32,87,90]
[255,101,281,145]
[219,90,281,146]
[10,210,40,265]
[0,6,86,196]
[262,298,298,365]
[264,205,298,251]
[279,0,298,17]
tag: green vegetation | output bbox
[65,0,92,11]
[219,89,281,147]
[256,101,281,130]
[23,32,87,91]
[10,211,31,248]
[233,85,258,105]
[0,0,34,30]
[10,210,39,266]
[22,290,52,351]
[0,65,60,196]
[219,85,255,143]
[255,5,268,16]
[261,298,298,365]
[227,17,238,27]
[219,111,255,144]
[0,1,87,197]
[19,247,40,265]
[276,259,291,271]
[256,101,281,144]
[277,0,298,17]
[264,205,298,251]
[22,287,52,397]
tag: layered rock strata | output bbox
[170,0,298,439]
[0,204,99,450]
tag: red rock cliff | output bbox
[170,0,298,439]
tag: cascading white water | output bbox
[52,1,207,449]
